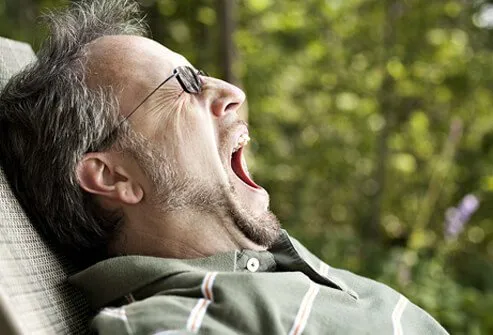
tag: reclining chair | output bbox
[0,37,91,334]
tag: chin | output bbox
[217,125,280,246]
[223,177,281,248]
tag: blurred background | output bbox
[1,0,493,333]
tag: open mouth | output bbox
[231,137,261,190]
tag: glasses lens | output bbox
[176,66,202,94]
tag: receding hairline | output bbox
[84,35,192,117]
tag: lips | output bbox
[227,126,262,190]
[231,146,261,189]
[223,124,270,215]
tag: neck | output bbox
[111,205,265,259]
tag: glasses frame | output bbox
[95,66,206,150]
[120,65,206,127]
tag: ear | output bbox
[76,152,144,205]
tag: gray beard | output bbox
[123,133,281,248]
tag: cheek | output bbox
[180,120,223,175]
[145,99,225,178]
[159,112,223,177]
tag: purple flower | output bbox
[444,194,479,239]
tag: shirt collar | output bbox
[69,230,292,309]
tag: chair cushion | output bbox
[0,36,91,334]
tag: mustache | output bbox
[218,119,249,163]
[231,119,248,131]
[221,119,248,147]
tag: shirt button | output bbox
[246,257,260,272]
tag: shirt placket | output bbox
[234,250,277,273]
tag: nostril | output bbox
[225,102,239,113]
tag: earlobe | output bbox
[76,153,144,205]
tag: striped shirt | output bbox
[70,230,448,335]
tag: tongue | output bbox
[231,147,261,189]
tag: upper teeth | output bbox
[233,133,250,152]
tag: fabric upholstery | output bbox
[0,36,91,334]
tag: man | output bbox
[0,0,447,334]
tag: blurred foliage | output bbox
[1,0,493,333]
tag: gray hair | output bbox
[0,0,148,265]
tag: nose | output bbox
[207,78,246,118]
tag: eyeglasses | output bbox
[121,65,208,126]
[94,66,207,151]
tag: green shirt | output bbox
[69,230,448,334]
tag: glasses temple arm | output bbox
[117,72,177,127]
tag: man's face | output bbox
[88,36,280,247]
